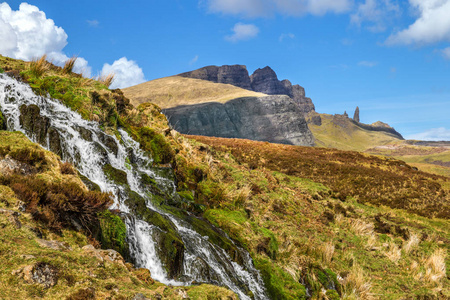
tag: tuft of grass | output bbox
[29,54,50,77]
[350,219,374,236]
[62,56,77,74]
[385,242,402,263]
[322,241,335,264]
[403,233,420,254]
[98,73,115,88]
[342,265,374,300]
[425,248,447,283]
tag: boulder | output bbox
[13,262,59,288]
[37,239,72,251]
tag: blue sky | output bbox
[0,0,449,140]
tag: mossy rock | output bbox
[255,259,307,300]
[97,210,131,261]
[138,127,174,164]
[78,172,101,192]
[103,164,128,186]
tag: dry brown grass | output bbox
[29,54,50,77]
[425,248,447,283]
[403,233,420,254]
[63,56,77,74]
[385,242,402,263]
[342,265,374,300]
[122,76,267,109]
[350,219,374,236]
[188,135,450,219]
[98,73,115,87]
[321,241,335,264]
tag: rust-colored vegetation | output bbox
[188,136,450,219]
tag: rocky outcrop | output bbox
[19,104,50,145]
[179,65,316,115]
[178,65,252,90]
[351,119,404,140]
[163,95,315,146]
[353,106,360,122]
[13,262,59,288]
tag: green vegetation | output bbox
[98,210,129,260]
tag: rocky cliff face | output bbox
[163,95,315,146]
[179,65,315,115]
[178,65,252,90]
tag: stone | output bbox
[0,208,21,229]
[176,288,190,299]
[250,66,289,95]
[132,293,150,300]
[163,95,315,146]
[37,239,72,251]
[82,245,126,267]
[353,106,360,122]
[48,127,62,157]
[13,262,59,288]
[19,104,50,145]
[0,156,35,175]
[21,254,36,260]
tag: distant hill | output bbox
[122,76,267,108]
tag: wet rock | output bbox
[74,125,92,141]
[19,104,50,145]
[48,127,62,157]
[37,239,72,251]
[0,208,21,229]
[13,262,59,288]
[97,133,118,156]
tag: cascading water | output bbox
[0,73,268,299]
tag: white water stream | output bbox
[0,74,268,299]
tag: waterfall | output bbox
[0,73,268,300]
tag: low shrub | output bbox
[1,174,113,232]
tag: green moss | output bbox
[0,106,6,130]
[103,164,128,186]
[0,67,4,73]
[255,259,306,300]
[138,127,174,164]
[326,289,340,300]
[98,210,130,260]
[258,228,278,260]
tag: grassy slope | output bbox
[122,76,267,109]
[0,132,235,300]
[308,113,401,152]
[176,134,449,299]
[366,143,450,177]
[2,55,450,299]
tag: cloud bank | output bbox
[386,0,450,45]
[0,3,144,88]
[101,57,146,89]
[205,0,351,17]
[351,0,400,32]
[407,127,450,141]
[225,23,259,42]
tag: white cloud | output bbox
[86,20,99,27]
[351,0,400,32]
[279,33,295,42]
[358,60,378,67]
[0,3,92,77]
[407,127,450,141]
[386,0,450,45]
[101,57,146,89]
[225,23,259,42]
[189,55,199,65]
[0,3,68,60]
[440,47,450,59]
[205,0,351,17]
